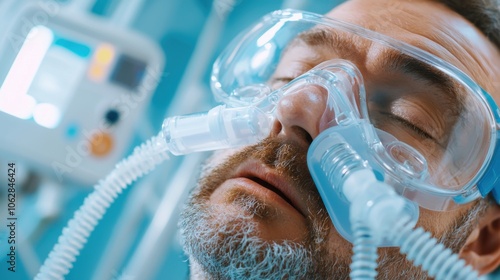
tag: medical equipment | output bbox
[212,6,500,225]
[212,10,500,278]
[36,9,499,280]
[0,3,164,184]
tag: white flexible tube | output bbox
[389,217,484,280]
[34,133,171,280]
[35,104,270,279]
[349,220,378,280]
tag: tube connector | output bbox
[162,105,271,155]
[344,169,408,242]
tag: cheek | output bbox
[323,221,353,256]
[417,207,470,237]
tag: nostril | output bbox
[270,120,283,137]
[282,125,313,145]
[292,126,313,144]
[271,118,313,145]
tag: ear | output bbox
[459,203,500,275]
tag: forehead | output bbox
[326,0,500,101]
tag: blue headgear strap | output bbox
[492,184,500,204]
[477,136,500,204]
[476,90,500,204]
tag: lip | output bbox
[232,160,306,217]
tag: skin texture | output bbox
[180,0,500,279]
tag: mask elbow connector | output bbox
[344,169,408,242]
[162,105,272,155]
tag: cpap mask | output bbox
[209,9,500,246]
[37,9,500,280]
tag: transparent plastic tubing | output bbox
[349,221,378,280]
[388,217,483,280]
[34,132,171,280]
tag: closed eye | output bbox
[380,112,436,141]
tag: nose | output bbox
[271,85,329,144]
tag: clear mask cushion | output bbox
[295,61,423,245]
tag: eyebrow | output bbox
[295,28,464,115]
[295,28,353,52]
[383,51,461,112]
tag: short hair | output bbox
[437,0,500,49]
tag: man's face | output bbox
[180,0,500,279]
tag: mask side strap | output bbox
[492,130,500,204]
[477,89,500,202]
[477,131,500,202]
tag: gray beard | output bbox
[179,184,487,280]
[178,141,488,280]
[179,194,344,280]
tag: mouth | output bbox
[234,161,305,217]
[247,176,297,210]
